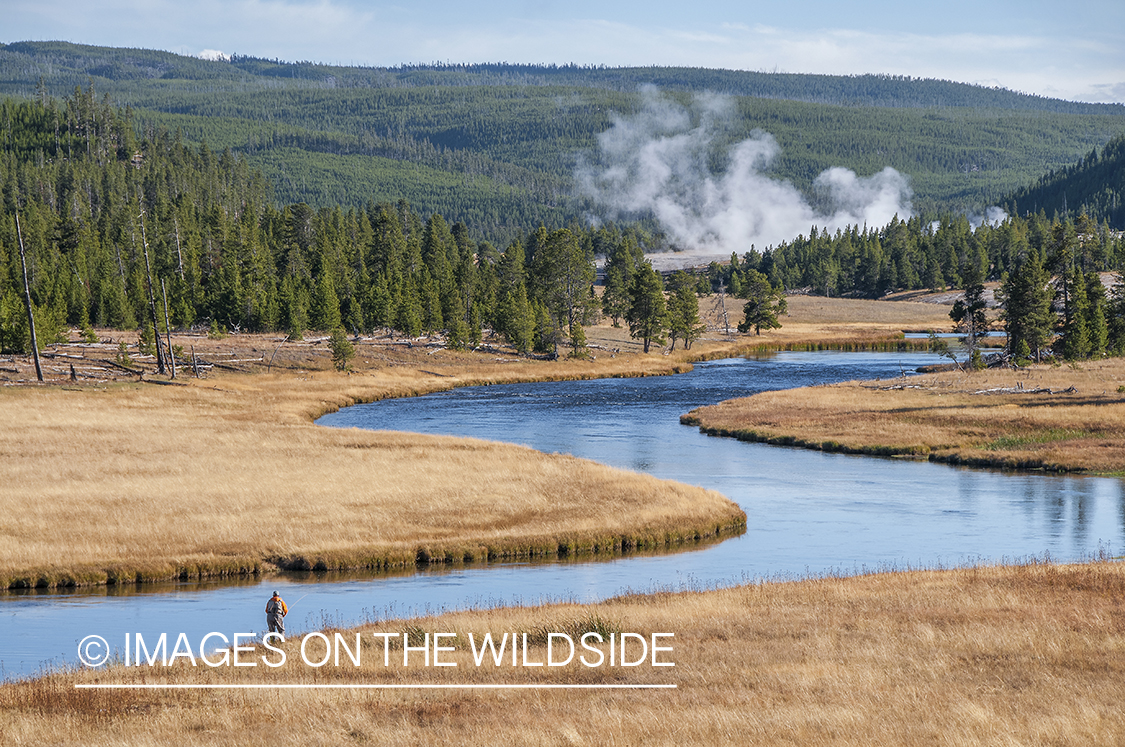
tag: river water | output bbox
[3,351,1123,680]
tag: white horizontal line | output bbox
[75,683,676,690]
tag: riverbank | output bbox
[0,355,745,590]
[3,560,1122,745]
[0,295,951,590]
[683,358,1125,474]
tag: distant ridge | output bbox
[3,40,1122,233]
[2,40,1122,115]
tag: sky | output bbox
[3,0,1124,104]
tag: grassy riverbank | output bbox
[684,358,1125,474]
[5,294,1125,743]
[3,561,1122,745]
[0,295,952,589]
[0,353,746,590]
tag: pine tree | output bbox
[601,264,629,327]
[444,289,469,350]
[311,258,341,332]
[950,261,988,368]
[420,269,443,334]
[667,271,704,351]
[369,272,394,329]
[998,250,1053,362]
[601,234,638,326]
[397,274,423,337]
[499,281,535,354]
[329,327,355,371]
[625,262,668,353]
[532,229,595,356]
[281,275,308,340]
[738,270,787,335]
[1085,271,1108,357]
[532,299,558,356]
[1056,267,1090,360]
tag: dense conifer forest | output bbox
[1002,134,1125,228]
[2,41,1123,237]
[3,50,1125,364]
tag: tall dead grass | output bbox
[1,293,952,588]
[2,561,1122,745]
[0,368,742,588]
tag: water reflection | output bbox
[321,351,1124,569]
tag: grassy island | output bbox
[684,358,1125,474]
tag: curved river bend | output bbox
[3,351,1123,679]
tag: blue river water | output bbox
[3,351,1123,680]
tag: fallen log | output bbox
[95,358,146,375]
[972,385,1077,395]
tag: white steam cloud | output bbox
[577,91,913,260]
[969,206,1009,229]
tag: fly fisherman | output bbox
[265,591,288,635]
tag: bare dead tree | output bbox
[161,278,176,379]
[137,199,166,375]
[718,281,731,337]
[15,213,44,382]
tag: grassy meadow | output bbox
[9,294,1125,744]
[3,561,1123,745]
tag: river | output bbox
[3,351,1123,680]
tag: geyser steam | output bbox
[576,90,913,257]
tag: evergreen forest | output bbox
[1002,133,1125,228]
[2,41,1124,240]
[3,56,1125,365]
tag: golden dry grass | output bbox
[685,358,1125,473]
[0,293,949,588]
[2,561,1122,745]
[4,296,1122,743]
[0,358,744,588]
[697,294,955,351]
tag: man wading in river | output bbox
[265,591,288,635]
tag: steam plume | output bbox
[577,90,913,259]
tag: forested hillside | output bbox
[2,41,1123,239]
[4,42,1122,114]
[0,94,624,356]
[1003,134,1125,228]
[3,92,1124,366]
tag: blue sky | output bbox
[4,0,1124,103]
